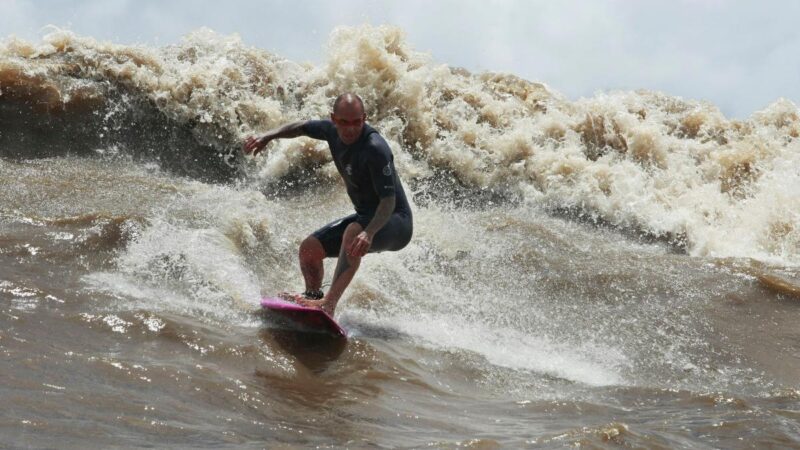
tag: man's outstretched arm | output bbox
[243,120,308,155]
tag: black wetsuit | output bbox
[303,120,413,257]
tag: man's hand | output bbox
[243,134,271,155]
[243,121,308,156]
[347,231,372,257]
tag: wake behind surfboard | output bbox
[260,297,347,338]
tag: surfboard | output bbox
[260,297,347,338]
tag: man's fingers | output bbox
[345,233,371,257]
[243,137,256,153]
[243,136,266,155]
[358,235,370,256]
[347,240,358,256]
[355,240,368,257]
[348,239,362,257]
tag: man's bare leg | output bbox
[298,236,325,293]
[299,223,363,315]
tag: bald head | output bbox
[332,93,365,115]
[330,93,367,145]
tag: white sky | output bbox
[2,0,798,118]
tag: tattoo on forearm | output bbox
[365,197,395,236]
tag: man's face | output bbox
[331,103,366,145]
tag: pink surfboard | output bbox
[260,297,347,338]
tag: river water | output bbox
[1,26,799,448]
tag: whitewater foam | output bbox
[2,25,798,265]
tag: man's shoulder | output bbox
[363,126,390,151]
[302,119,335,142]
[304,119,335,132]
[307,119,335,128]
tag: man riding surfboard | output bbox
[243,93,413,316]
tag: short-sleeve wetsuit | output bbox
[303,119,413,257]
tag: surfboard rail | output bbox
[260,297,347,338]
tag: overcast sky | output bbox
[2,0,798,118]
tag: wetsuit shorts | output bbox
[311,212,413,257]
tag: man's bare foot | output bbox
[296,297,335,316]
[277,291,304,303]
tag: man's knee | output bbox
[341,223,364,259]
[342,222,363,243]
[299,236,325,261]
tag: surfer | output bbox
[243,93,413,316]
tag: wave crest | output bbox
[1,25,798,264]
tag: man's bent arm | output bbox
[365,196,396,237]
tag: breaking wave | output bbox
[1,25,798,265]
